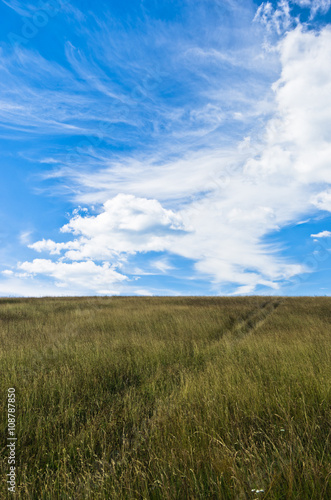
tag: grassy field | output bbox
[0,296,330,499]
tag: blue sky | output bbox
[1,0,331,296]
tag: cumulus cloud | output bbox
[311,189,331,211]
[28,239,82,255]
[62,194,185,235]
[18,259,127,294]
[49,194,187,261]
[15,194,187,293]
[311,230,331,238]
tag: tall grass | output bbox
[0,297,330,498]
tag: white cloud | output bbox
[56,194,187,261]
[2,270,14,276]
[18,259,127,294]
[254,1,293,35]
[0,276,74,297]
[311,189,331,211]
[255,1,331,32]
[292,0,331,17]
[28,238,82,255]
[3,7,331,295]
[56,148,255,204]
[1,0,33,16]
[25,195,187,269]
[311,230,331,238]
[61,194,185,234]
[61,25,331,291]
[12,25,331,294]
[151,259,174,274]
[19,230,32,245]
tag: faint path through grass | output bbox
[224,299,283,342]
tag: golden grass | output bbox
[0,296,330,499]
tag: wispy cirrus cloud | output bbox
[292,0,331,17]
[1,0,331,296]
[23,24,331,294]
[0,1,276,144]
[254,1,293,35]
[1,0,34,16]
[255,0,331,34]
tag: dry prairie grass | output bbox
[0,296,330,499]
